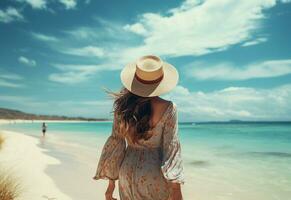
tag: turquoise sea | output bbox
[1,121,291,200]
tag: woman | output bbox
[93,55,184,200]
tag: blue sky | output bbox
[0,0,291,121]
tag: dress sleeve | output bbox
[161,103,185,184]
[93,113,126,180]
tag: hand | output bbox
[168,182,183,200]
[170,192,183,200]
[105,180,117,200]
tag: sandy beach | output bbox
[0,130,119,200]
[0,130,73,200]
[0,122,119,200]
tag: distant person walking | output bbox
[42,122,47,136]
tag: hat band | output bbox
[134,73,164,84]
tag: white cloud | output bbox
[16,0,47,9]
[49,71,94,84]
[0,71,23,88]
[49,64,109,84]
[65,27,96,39]
[0,7,24,23]
[242,37,268,47]
[18,56,37,67]
[31,32,59,42]
[59,0,77,9]
[61,46,104,57]
[16,0,76,9]
[48,61,122,84]
[0,80,23,88]
[187,59,291,80]
[64,18,130,41]
[118,0,287,58]
[0,73,22,80]
[163,84,291,121]
[123,23,148,36]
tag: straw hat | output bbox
[120,55,179,97]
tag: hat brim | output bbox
[120,62,179,97]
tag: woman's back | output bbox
[149,98,171,128]
[125,99,172,149]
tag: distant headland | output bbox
[0,107,109,121]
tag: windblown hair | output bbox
[106,87,153,144]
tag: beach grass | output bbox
[0,134,21,200]
[0,134,4,149]
[0,170,21,200]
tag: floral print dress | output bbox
[93,102,184,200]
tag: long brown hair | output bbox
[106,87,153,144]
